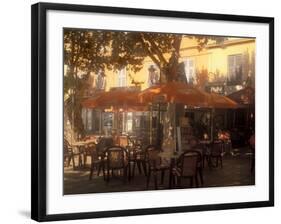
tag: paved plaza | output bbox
[64,149,254,195]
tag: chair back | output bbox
[86,143,97,156]
[96,137,114,155]
[64,143,69,155]
[211,141,223,156]
[64,138,69,146]
[178,150,200,177]
[64,139,72,153]
[105,146,127,169]
[145,145,161,168]
[119,136,129,147]
[128,142,142,158]
[127,135,136,147]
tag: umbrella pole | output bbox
[71,90,74,144]
[174,103,177,152]
[157,103,161,148]
[211,108,215,142]
[99,110,102,135]
[150,104,152,144]
[125,104,128,134]
[233,110,236,128]
[158,103,161,123]
[116,110,119,136]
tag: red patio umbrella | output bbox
[139,82,237,109]
[82,88,147,111]
[139,82,237,143]
[139,82,211,107]
[208,92,238,109]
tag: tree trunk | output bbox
[164,36,182,82]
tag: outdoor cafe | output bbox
[63,82,255,193]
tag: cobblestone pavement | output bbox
[64,151,255,195]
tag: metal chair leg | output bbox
[154,173,158,190]
[146,170,151,188]
[161,170,165,184]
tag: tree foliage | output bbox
[195,68,209,89]
[63,28,227,136]
[64,29,111,135]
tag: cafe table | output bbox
[73,138,97,146]
[70,140,97,167]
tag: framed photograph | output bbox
[31,2,274,222]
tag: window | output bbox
[183,58,195,84]
[228,54,243,84]
[81,108,87,129]
[118,67,127,87]
[82,108,101,133]
[147,64,160,87]
[126,112,133,133]
[134,112,148,130]
[102,112,113,131]
[95,70,106,90]
[86,109,92,131]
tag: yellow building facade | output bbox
[91,37,255,95]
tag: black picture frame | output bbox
[31,2,274,222]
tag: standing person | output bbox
[249,133,255,172]
[157,123,163,149]
[249,133,255,149]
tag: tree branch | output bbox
[139,34,161,68]
[166,35,182,81]
[143,34,168,66]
